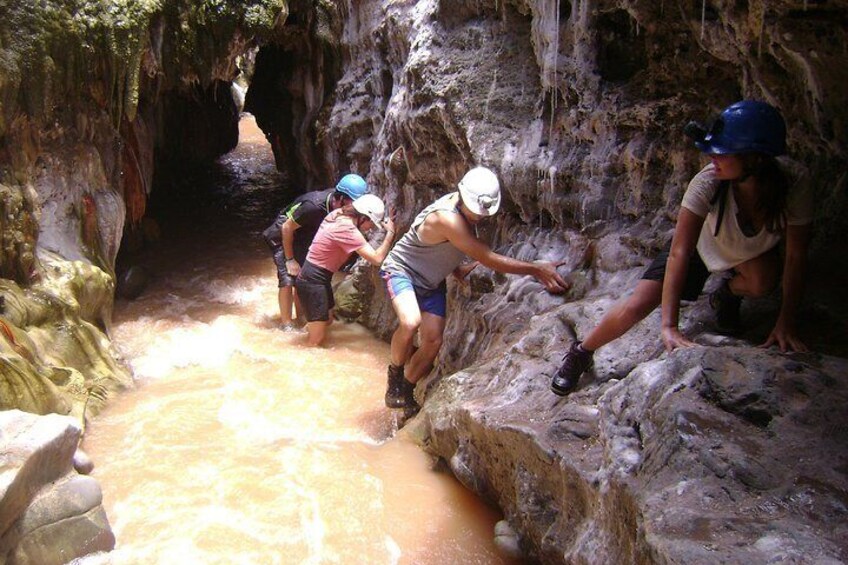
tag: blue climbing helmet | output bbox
[335,174,369,200]
[688,100,787,156]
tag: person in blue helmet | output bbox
[550,100,814,396]
[263,174,369,330]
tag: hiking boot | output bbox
[709,279,742,335]
[401,377,420,414]
[385,364,406,408]
[551,341,594,396]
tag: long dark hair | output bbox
[742,153,789,233]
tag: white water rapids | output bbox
[79,116,518,564]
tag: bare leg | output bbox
[390,292,422,367]
[279,286,295,324]
[293,288,305,326]
[405,312,446,384]
[305,321,328,347]
[581,280,663,351]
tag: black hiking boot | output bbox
[401,377,420,415]
[709,279,742,335]
[385,364,406,408]
[551,341,594,396]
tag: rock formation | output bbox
[0,410,114,564]
[289,1,848,562]
[2,0,847,563]
[1,1,288,561]
[0,0,288,421]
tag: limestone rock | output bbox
[0,411,81,535]
[10,475,114,565]
[0,410,114,564]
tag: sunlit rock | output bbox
[73,448,95,475]
[0,410,113,564]
[494,520,523,560]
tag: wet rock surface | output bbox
[1,0,847,562]
[304,1,848,562]
[0,410,114,564]
[413,339,848,563]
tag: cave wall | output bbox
[244,0,348,190]
[0,0,846,562]
[0,0,289,417]
[282,0,848,562]
[0,2,290,561]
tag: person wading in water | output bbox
[263,174,369,330]
[295,194,396,346]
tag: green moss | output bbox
[159,0,287,87]
[0,357,68,415]
[0,0,288,132]
[0,264,131,417]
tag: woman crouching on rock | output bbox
[551,100,814,396]
[295,194,395,346]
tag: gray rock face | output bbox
[0,410,114,564]
[293,1,848,562]
[415,343,848,563]
[0,0,846,563]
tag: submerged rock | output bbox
[116,265,151,300]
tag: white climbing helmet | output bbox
[458,166,501,216]
[352,194,386,228]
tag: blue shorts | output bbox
[380,270,447,318]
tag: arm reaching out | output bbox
[433,211,570,294]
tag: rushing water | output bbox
[80,116,516,564]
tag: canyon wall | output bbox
[0,2,288,561]
[0,0,288,419]
[293,1,848,562]
[2,0,847,563]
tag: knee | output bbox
[397,318,421,337]
[618,296,655,324]
[419,332,443,351]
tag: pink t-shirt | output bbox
[306,209,367,272]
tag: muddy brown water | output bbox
[81,116,517,564]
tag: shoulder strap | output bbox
[709,180,730,237]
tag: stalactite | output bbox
[749,0,766,58]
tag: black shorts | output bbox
[642,249,711,301]
[294,261,334,322]
[271,247,297,288]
